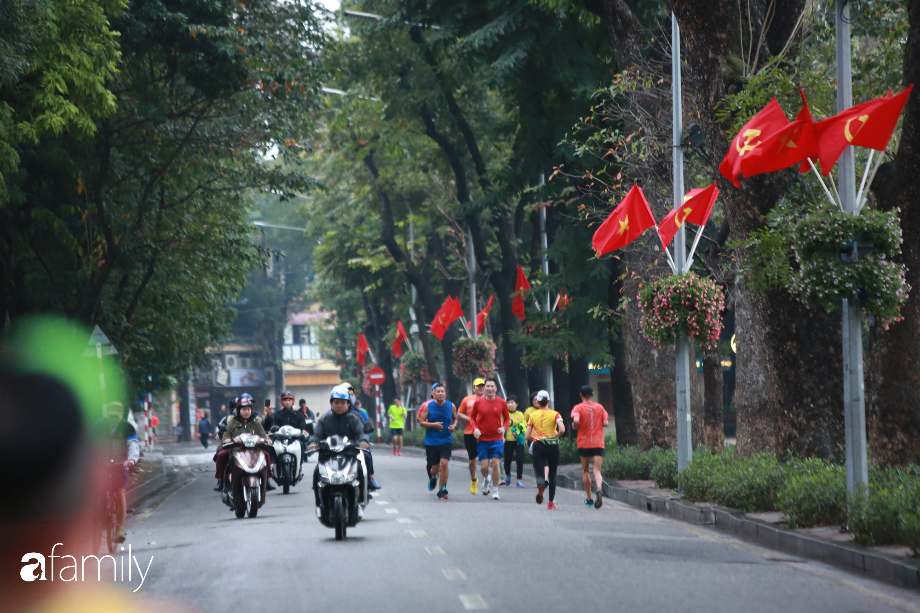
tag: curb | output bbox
[403,446,919,589]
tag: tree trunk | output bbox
[865,0,920,466]
[608,258,638,446]
[702,346,724,451]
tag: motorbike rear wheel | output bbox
[333,494,346,541]
[246,485,259,518]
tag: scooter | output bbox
[314,435,368,541]
[269,424,309,494]
[221,433,270,518]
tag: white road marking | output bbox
[385,508,399,514]
[397,518,413,524]
[442,568,467,581]
[375,500,389,505]
[407,530,428,538]
[425,546,445,555]
[178,456,189,467]
[459,594,488,610]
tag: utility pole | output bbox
[469,228,478,340]
[672,13,692,473]
[836,0,868,493]
[408,218,421,353]
[539,173,555,405]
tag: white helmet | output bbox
[330,386,350,401]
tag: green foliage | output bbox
[791,208,908,327]
[776,460,847,528]
[729,198,802,294]
[602,445,671,481]
[848,467,920,548]
[679,448,788,512]
[637,273,725,349]
[650,451,678,489]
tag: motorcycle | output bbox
[314,435,368,541]
[221,433,270,518]
[269,424,310,494]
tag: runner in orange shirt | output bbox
[571,384,609,508]
[456,377,486,494]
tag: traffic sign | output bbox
[368,367,386,386]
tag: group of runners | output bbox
[416,376,609,509]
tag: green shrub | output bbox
[402,428,465,450]
[777,459,846,528]
[651,451,678,489]
[902,511,920,558]
[602,446,669,480]
[848,467,920,547]
[679,448,787,512]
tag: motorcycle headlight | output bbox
[330,473,348,485]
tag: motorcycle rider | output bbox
[308,386,371,509]
[344,383,381,491]
[267,390,310,468]
[214,394,274,491]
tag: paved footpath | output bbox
[121,451,920,613]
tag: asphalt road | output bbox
[123,448,920,613]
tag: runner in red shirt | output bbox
[571,384,609,508]
[468,378,509,500]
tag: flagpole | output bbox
[468,228,478,342]
[826,169,844,211]
[807,158,841,208]
[857,151,885,212]
[672,12,692,474]
[836,0,868,494]
[855,149,875,208]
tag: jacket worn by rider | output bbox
[267,408,309,432]
[222,416,267,444]
[308,410,370,446]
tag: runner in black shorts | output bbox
[577,448,605,457]
[457,377,486,495]
[419,383,457,499]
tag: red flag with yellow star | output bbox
[512,266,531,321]
[591,184,657,257]
[392,321,409,358]
[430,297,461,340]
[812,85,913,175]
[657,182,719,251]
[719,98,790,187]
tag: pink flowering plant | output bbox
[637,273,725,349]
[361,363,377,396]
[791,209,909,328]
[452,337,496,379]
[399,352,430,389]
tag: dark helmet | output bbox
[237,393,253,407]
[232,396,240,409]
[280,390,294,400]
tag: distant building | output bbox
[194,344,275,412]
[282,311,340,414]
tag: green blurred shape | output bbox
[8,316,126,424]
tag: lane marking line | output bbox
[459,594,488,610]
[442,568,467,581]
[385,508,399,514]
[375,500,389,505]
[425,546,445,555]
[407,530,428,538]
[397,518,413,524]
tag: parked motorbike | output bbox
[314,435,368,540]
[269,424,309,494]
[221,433,270,518]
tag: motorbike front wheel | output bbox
[282,463,291,494]
[333,494,346,541]
[246,485,259,518]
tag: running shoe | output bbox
[115,529,127,543]
[428,474,438,491]
[584,498,594,507]
[536,483,545,504]
[398,451,402,456]
[369,479,381,491]
[547,502,557,510]
[516,480,524,488]
[595,488,603,509]
[437,488,449,500]
[504,478,511,486]
[492,490,500,500]
[482,476,492,495]
[392,448,397,455]
[470,479,478,495]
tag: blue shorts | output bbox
[112,467,129,490]
[477,439,504,461]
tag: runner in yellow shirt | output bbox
[387,398,407,455]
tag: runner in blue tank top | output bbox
[418,382,458,499]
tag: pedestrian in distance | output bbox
[456,377,487,494]
[526,390,565,510]
[388,397,407,455]
[468,377,510,500]
[198,411,213,449]
[418,382,457,499]
[261,399,274,429]
[571,385,609,508]
[150,412,160,448]
[503,395,526,487]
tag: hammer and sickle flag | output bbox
[719,98,790,187]
[740,90,818,179]
[812,85,913,176]
[592,184,657,257]
[430,296,462,341]
[657,182,719,251]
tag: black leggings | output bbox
[532,440,560,502]
[504,442,524,480]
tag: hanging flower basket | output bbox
[452,337,496,380]
[791,208,909,328]
[637,273,725,349]
[399,352,430,389]
[360,363,377,396]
